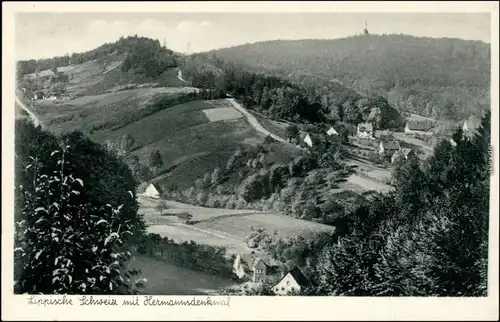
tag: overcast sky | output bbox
[15,12,491,60]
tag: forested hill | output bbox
[207,34,491,121]
[17,36,178,80]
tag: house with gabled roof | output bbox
[378,140,401,156]
[272,267,309,295]
[141,183,161,199]
[326,126,339,136]
[391,148,416,164]
[299,132,324,149]
[234,253,281,283]
[303,133,313,148]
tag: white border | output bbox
[2,2,499,321]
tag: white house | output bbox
[303,134,313,148]
[142,183,160,199]
[326,126,338,136]
[272,267,309,296]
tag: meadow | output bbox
[35,95,298,190]
[127,254,236,295]
[139,196,336,255]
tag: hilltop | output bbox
[204,34,491,121]
[16,36,187,99]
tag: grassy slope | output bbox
[36,96,298,190]
[27,51,187,98]
[139,196,335,255]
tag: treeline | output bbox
[166,132,355,224]
[183,54,403,129]
[137,233,236,278]
[17,35,178,79]
[89,89,221,134]
[14,119,147,294]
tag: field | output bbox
[138,196,336,255]
[127,254,236,295]
[36,95,299,190]
[24,52,188,98]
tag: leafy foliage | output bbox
[14,145,144,294]
[307,112,491,296]
[14,120,147,294]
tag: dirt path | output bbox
[227,98,291,145]
[16,96,43,128]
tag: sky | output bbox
[15,12,491,60]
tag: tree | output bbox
[285,124,300,143]
[14,145,145,294]
[121,134,135,153]
[15,121,145,245]
[149,150,163,172]
[211,167,223,186]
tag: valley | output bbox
[14,32,491,297]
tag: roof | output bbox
[405,120,433,131]
[400,148,413,157]
[381,140,401,150]
[147,182,163,193]
[300,132,323,144]
[24,69,55,79]
[357,123,373,132]
[327,126,338,135]
[392,148,413,158]
[278,267,309,288]
[252,257,270,268]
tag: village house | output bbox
[233,253,281,283]
[272,267,309,296]
[391,148,416,164]
[299,132,324,149]
[326,126,339,136]
[252,258,270,283]
[141,183,161,199]
[404,120,434,135]
[303,133,313,148]
[357,122,374,139]
[378,140,401,157]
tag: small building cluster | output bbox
[233,253,309,295]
